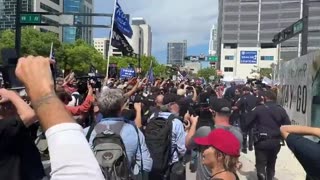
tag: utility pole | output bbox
[301,0,309,56]
[15,0,22,57]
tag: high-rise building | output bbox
[0,0,33,30]
[167,40,187,66]
[93,38,108,59]
[209,24,217,55]
[63,0,93,43]
[33,0,63,40]
[217,0,320,79]
[81,0,93,44]
[128,17,152,56]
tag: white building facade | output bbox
[93,38,108,59]
[221,47,278,79]
[128,17,152,56]
[33,0,63,40]
[209,24,217,56]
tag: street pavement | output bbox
[187,146,306,180]
[43,146,306,180]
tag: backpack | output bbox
[91,121,131,180]
[144,112,176,174]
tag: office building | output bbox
[63,0,93,43]
[209,24,217,55]
[184,61,202,74]
[0,0,33,30]
[217,0,320,79]
[81,0,93,44]
[128,17,152,56]
[93,38,108,59]
[33,0,63,40]
[94,37,123,58]
[167,40,187,66]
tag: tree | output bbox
[0,28,61,61]
[56,40,105,74]
[260,68,272,79]
[197,67,217,82]
[109,55,163,76]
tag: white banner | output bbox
[278,51,320,126]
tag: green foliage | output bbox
[109,55,166,76]
[0,28,165,75]
[56,40,105,74]
[0,28,61,58]
[259,68,272,78]
[197,67,217,82]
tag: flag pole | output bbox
[49,42,56,90]
[105,0,117,85]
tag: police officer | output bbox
[234,86,257,153]
[246,90,291,180]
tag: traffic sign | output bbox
[293,19,303,35]
[20,14,41,24]
[208,56,218,62]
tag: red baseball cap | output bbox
[194,129,241,157]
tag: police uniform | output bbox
[235,93,257,152]
[246,101,291,180]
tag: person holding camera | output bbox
[0,88,45,180]
[185,98,243,180]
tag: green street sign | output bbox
[208,56,218,62]
[20,14,41,24]
[293,20,303,34]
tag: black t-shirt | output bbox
[286,134,320,179]
[0,116,45,180]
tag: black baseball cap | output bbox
[210,98,232,114]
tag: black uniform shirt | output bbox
[246,101,291,137]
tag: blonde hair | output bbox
[215,149,239,173]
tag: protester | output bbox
[15,56,105,180]
[194,129,240,180]
[85,88,153,178]
[280,125,320,179]
[0,88,45,180]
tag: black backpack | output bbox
[91,121,131,180]
[144,112,176,174]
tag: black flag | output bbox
[111,24,134,56]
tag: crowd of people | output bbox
[0,56,320,180]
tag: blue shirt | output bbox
[84,117,153,174]
[149,112,187,164]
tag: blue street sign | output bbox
[240,51,257,64]
[120,68,135,79]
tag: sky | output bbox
[93,0,218,64]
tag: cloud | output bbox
[94,0,218,55]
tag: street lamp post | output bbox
[301,0,309,56]
[15,0,22,57]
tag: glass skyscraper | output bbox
[63,0,83,43]
[63,0,93,44]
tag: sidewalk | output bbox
[237,146,305,180]
[187,146,306,180]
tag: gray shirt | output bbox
[191,125,243,180]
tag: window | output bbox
[224,67,234,72]
[261,56,274,61]
[225,55,234,60]
[40,3,59,13]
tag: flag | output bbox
[88,64,97,76]
[114,1,133,38]
[177,71,185,81]
[49,42,55,62]
[111,23,134,56]
[148,67,154,83]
